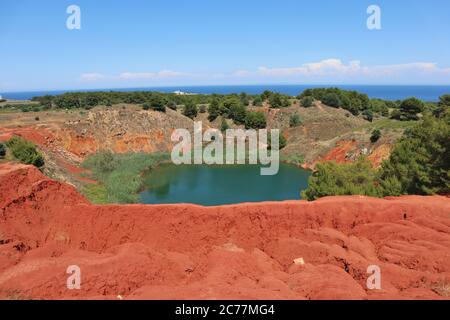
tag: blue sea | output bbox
[2,85,449,102]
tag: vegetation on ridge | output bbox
[2,88,439,135]
[303,110,450,200]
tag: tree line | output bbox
[297,87,433,121]
[19,89,445,129]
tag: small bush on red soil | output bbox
[5,136,44,167]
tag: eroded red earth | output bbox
[0,163,449,300]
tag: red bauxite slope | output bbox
[0,163,449,300]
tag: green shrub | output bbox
[298,88,369,115]
[300,96,314,108]
[399,97,424,121]
[322,93,341,108]
[434,94,450,118]
[269,93,290,108]
[381,107,390,117]
[220,97,242,118]
[183,101,198,119]
[252,95,263,106]
[302,158,380,201]
[220,118,229,132]
[167,101,177,110]
[379,115,449,196]
[363,110,373,122]
[370,99,390,117]
[148,95,167,112]
[370,129,381,143]
[261,90,273,101]
[208,99,221,121]
[239,92,250,106]
[230,106,247,125]
[5,136,44,167]
[245,112,267,129]
[390,109,402,120]
[289,114,302,127]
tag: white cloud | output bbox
[255,59,361,77]
[253,59,450,78]
[80,73,106,81]
[361,62,450,76]
[78,60,450,84]
[157,70,187,78]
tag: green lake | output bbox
[140,163,311,206]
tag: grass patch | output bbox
[355,118,418,132]
[81,151,169,204]
[281,153,304,166]
[81,184,108,204]
[0,103,43,113]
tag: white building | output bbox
[173,90,196,96]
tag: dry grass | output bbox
[431,282,450,297]
[0,289,33,300]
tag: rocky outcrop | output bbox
[305,139,394,169]
[56,108,194,158]
[0,163,449,300]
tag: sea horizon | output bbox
[1,84,449,102]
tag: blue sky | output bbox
[1,0,449,91]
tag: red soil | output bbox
[0,163,449,300]
[303,140,358,170]
[368,144,393,167]
[320,140,358,164]
[0,126,96,185]
[0,126,55,147]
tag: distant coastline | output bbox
[1,84,449,101]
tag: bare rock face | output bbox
[0,163,449,300]
[56,108,194,157]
